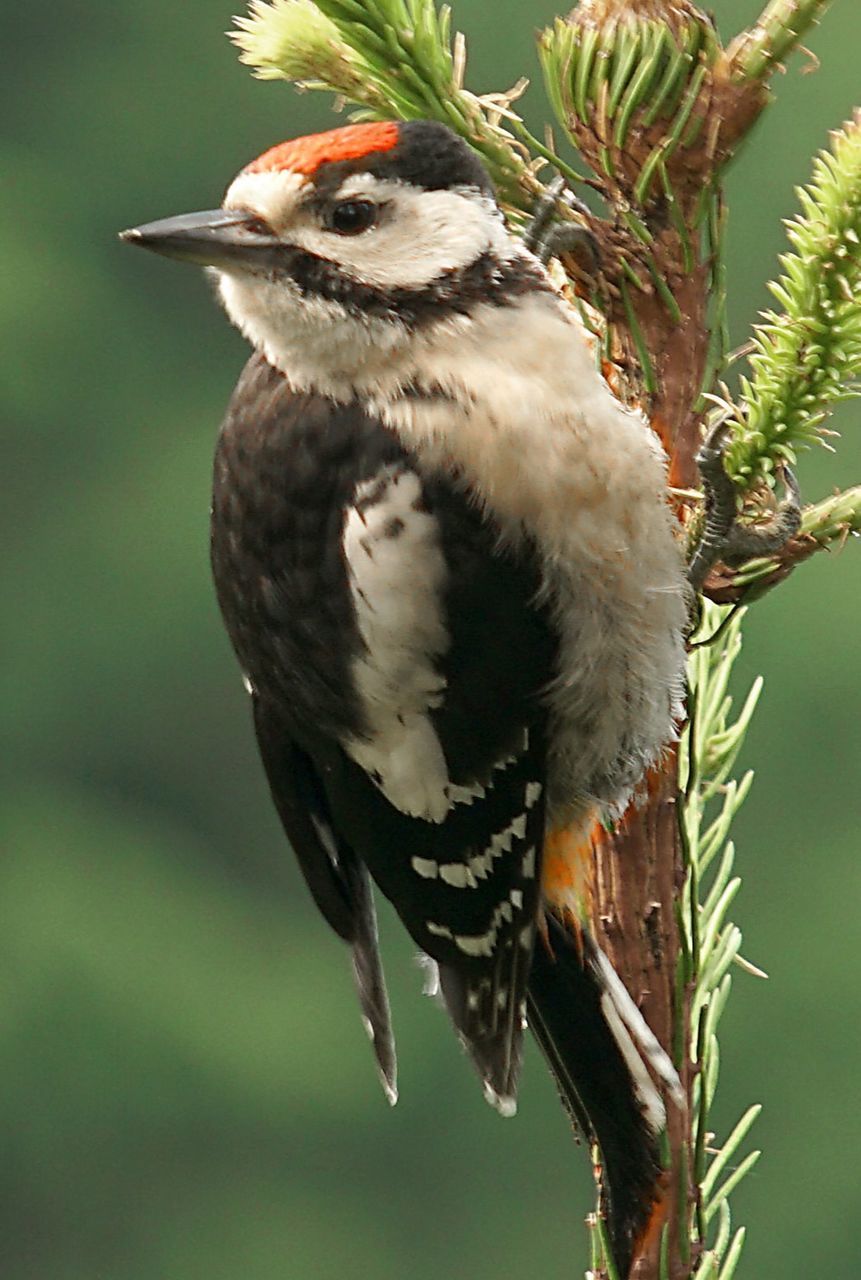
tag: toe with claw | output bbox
[524,176,600,272]
[687,414,803,594]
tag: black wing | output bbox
[253,697,397,1104]
[212,355,557,1111]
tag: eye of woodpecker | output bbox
[327,199,378,236]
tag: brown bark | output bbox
[578,122,717,1280]
[556,6,793,1276]
[592,762,690,1277]
[702,532,820,604]
[591,267,706,1277]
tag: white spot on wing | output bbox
[525,781,543,809]
[411,856,439,880]
[449,780,487,807]
[465,809,531,884]
[427,885,527,958]
[453,932,494,958]
[440,862,478,889]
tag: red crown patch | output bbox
[245,122,400,177]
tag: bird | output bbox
[121,118,689,1275]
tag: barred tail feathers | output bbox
[436,921,532,1117]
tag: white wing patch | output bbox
[343,465,451,822]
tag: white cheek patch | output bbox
[288,175,513,291]
[342,465,451,823]
[216,268,409,398]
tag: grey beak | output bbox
[118,209,280,269]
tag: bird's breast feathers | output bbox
[372,290,689,818]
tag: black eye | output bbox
[328,200,377,236]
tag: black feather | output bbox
[527,914,664,1278]
[437,930,530,1114]
[342,855,398,1105]
[252,697,397,1103]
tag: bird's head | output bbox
[121,120,523,385]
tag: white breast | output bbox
[366,283,689,824]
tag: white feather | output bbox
[342,466,451,822]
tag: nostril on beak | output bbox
[240,214,276,237]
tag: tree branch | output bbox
[726,0,834,82]
[704,485,861,604]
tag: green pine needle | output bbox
[717,1227,747,1280]
[702,1105,763,1201]
[727,112,861,488]
[230,0,535,207]
[705,1150,762,1224]
[680,602,763,1268]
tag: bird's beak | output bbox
[119,209,281,270]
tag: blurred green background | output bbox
[3,1,860,1277]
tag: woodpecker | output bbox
[122,119,688,1275]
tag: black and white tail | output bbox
[527,914,684,1278]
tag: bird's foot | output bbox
[523,176,599,272]
[687,414,803,594]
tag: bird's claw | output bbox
[524,176,599,272]
[687,414,803,594]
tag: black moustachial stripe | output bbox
[262,244,551,329]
